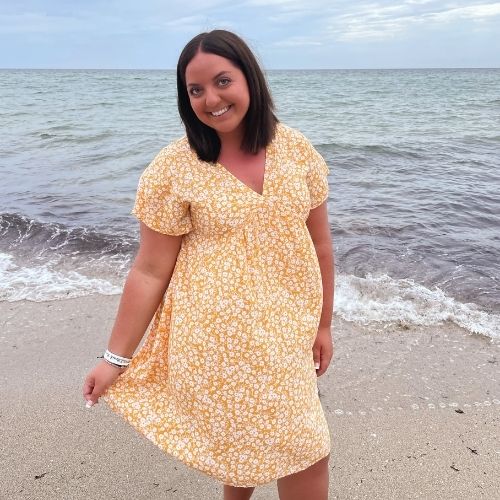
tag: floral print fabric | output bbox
[103,123,331,487]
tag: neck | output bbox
[218,128,244,155]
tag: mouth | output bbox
[210,105,231,117]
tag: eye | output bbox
[218,77,231,87]
[188,86,202,97]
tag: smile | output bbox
[210,105,231,117]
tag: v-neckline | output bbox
[215,140,274,198]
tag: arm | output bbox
[306,201,334,376]
[83,222,183,405]
[107,222,183,357]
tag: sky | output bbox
[1,0,499,69]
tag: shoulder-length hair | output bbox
[176,30,278,163]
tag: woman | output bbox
[83,29,334,500]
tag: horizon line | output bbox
[1,66,499,71]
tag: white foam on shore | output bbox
[336,273,499,340]
[1,251,498,340]
[0,253,121,301]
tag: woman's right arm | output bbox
[82,222,183,406]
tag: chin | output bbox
[216,121,245,135]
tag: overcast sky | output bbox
[1,0,499,69]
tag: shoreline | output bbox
[2,295,499,499]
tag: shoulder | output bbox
[144,136,198,178]
[275,122,307,143]
[274,123,318,161]
[150,136,193,166]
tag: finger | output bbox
[316,357,330,376]
[316,348,332,377]
[85,393,100,407]
[312,347,321,371]
[320,349,333,364]
[316,363,327,377]
[83,380,104,407]
[317,358,330,375]
[82,377,95,399]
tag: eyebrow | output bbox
[187,71,232,87]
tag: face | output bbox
[185,51,250,141]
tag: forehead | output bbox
[185,51,241,83]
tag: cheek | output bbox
[190,100,206,120]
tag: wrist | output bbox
[102,358,128,371]
[98,349,133,369]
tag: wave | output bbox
[317,142,425,160]
[38,130,115,144]
[336,273,499,341]
[1,240,497,339]
[0,212,136,258]
[0,252,121,301]
[334,221,430,238]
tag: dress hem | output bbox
[217,447,332,488]
[102,395,331,488]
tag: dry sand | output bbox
[1,295,499,499]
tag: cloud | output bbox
[325,1,500,42]
[273,36,323,47]
[244,0,313,6]
[0,13,85,34]
[0,0,234,35]
[427,2,500,22]
[1,0,499,68]
[7,1,500,42]
[163,15,213,32]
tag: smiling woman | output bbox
[185,52,251,144]
[176,30,278,163]
[83,29,334,500]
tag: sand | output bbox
[1,295,499,499]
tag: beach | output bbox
[2,295,499,499]
[1,68,499,499]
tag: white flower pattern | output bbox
[103,123,331,487]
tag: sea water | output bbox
[1,68,499,339]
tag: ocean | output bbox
[1,68,499,340]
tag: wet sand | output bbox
[1,295,499,499]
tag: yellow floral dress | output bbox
[103,123,331,487]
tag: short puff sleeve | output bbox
[132,149,193,235]
[305,142,330,209]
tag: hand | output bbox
[312,325,334,377]
[82,360,126,407]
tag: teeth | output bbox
[211,106,229,117]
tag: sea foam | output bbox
[336,273,499,341]
[0,253,121,302]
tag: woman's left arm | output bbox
[306,201,334,376]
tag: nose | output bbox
[204,87,221,109]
